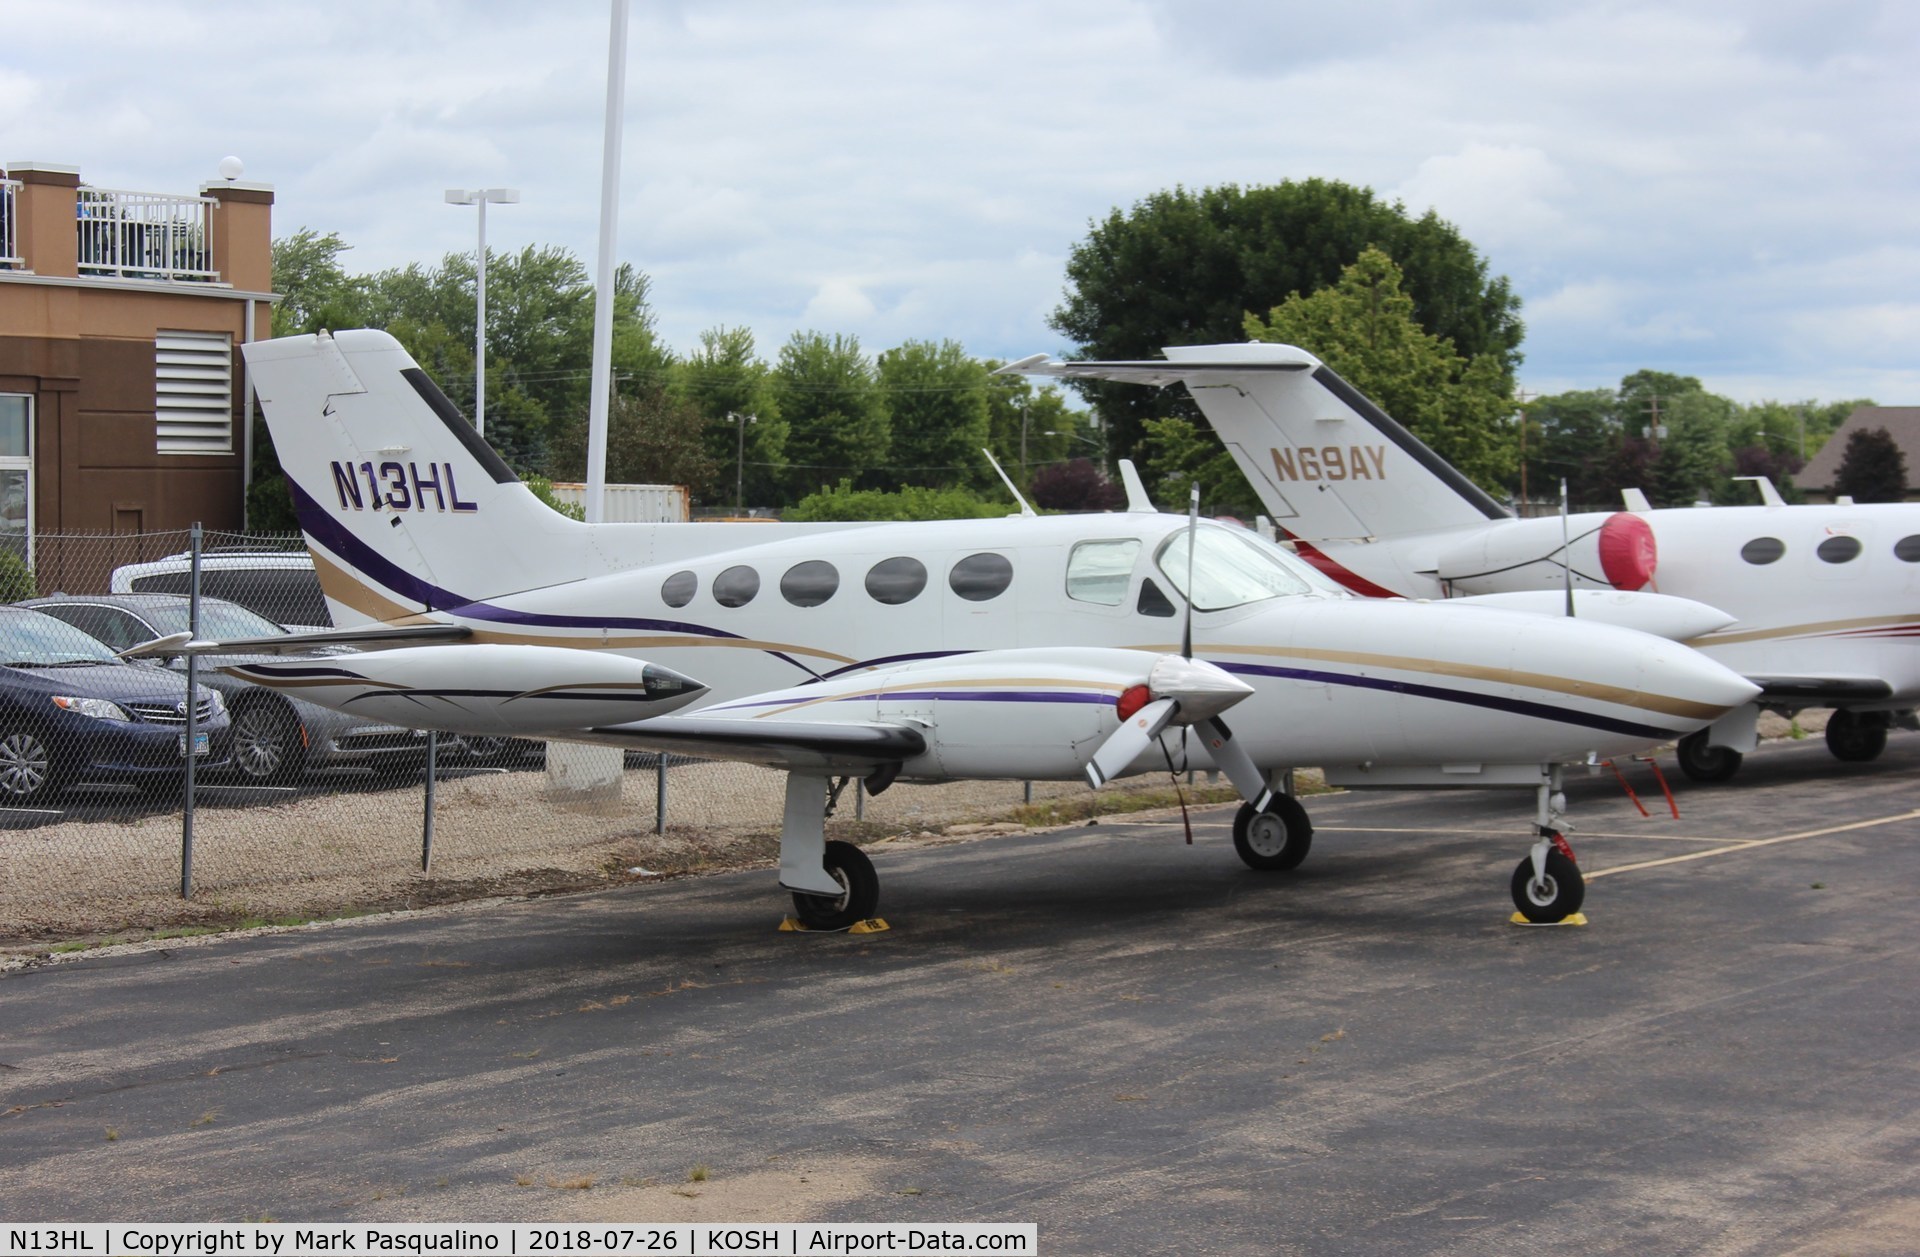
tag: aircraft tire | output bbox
[790,839,879,930]
[1824,710,1889,763]
[1232,795,1313,871]
[1676,730,1743,783]
[1510,849,1584,923]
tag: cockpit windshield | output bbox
[1154,523,1344,610]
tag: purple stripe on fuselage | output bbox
[705,690,1118,715]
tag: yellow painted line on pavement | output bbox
[1586,809,1920,880]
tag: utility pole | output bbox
[1644,395,1667,454]
[730,411,756,513]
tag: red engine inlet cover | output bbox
[1597,512,1657,590]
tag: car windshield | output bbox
[137,600,287,641]
[0,612,121,666]
[1154,524,1322,610]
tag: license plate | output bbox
[179,731,210,758]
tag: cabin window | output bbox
[1155,524,1314,610]
[1817,535,1862,564]
[1065,539,1141,606]
[661,570,697,608]
[1137,577,1176,618]
[1740,537,1785,565]
[712,565,760,608]
[949,552,1014,602]
[780,560,839,607]
[1895,535,1920,562]
[865,557,927,605]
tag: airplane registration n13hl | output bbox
[1011,344,1920,786]
[199,330,1758,925]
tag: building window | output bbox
[0,395,31,568]
[155,330,233,454]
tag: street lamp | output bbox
[444,187,520,436]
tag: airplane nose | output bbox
[1149,654,1256,723]
[644,663,709,703]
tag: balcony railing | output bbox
[75,186,217,282]
[0,179,20,269]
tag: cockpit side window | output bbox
[1065,539,1141,606]
[1154,525,1315,610]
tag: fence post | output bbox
[422,731,437,872]
[180,522,201,898]
[654,755,667,834]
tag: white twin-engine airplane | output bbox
[1010,345,1920,786]
[169,330,1758,927]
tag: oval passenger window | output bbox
[865,557,928,605]
[780,560,840,608]
[1740,537,1785,565]
[949,552,1014,602]
[712,565,760,608]
[1817,535,1862,564]
[1894,535,1920,562]
[661,570,697,608]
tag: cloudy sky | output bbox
[7,1,1917,404]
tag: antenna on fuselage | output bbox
[980,448,1037,517]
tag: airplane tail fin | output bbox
[244,329,598,626]
[1012,343,1511,542]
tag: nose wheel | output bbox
[1511,841,1584,923]
[1232,794,1313,871]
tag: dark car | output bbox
[0,606,231,803]
[16,594,498,783]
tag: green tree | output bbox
[772,332,888,500]
[1050,180,1523,461]
[984,371,1083,484]
[270,228,369,336]
[1134,416,1260,516]
[877,339,992,490]
[786,481,1007,522]
[1834,427,1910,503]
[548,383,718,492]
[675,326,788,510]
[1246,247,1518,490]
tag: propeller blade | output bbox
[1086,697,1179,787]
[1182,484,1200,660]
[1193,715,1274,810]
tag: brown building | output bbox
[1797,406,1920,503]
[0,160,275,562]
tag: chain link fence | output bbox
[0,529,1154,944]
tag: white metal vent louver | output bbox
[155,330,232,454]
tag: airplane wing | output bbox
[1745,675,1896,703]
[120,623,472,659]
[582,715,928,774]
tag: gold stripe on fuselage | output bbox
[1688,612,1920,648]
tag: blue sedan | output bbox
[0,607,231,803]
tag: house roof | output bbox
[1798,406,1920,491]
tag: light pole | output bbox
[444,187,520,436]
[729,411,757,513]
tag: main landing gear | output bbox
[777,773,883,931]
[1511,766,1584,923]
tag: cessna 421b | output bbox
[166,330,1758,926]
[1010,344,1920,785]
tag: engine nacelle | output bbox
[222,644,707,734]
[1433,512,1657,595]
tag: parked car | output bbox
[0,606,231,803]
[109,549,330,631]
[15,594,500,783]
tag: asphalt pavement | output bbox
[3,734,1918,1255]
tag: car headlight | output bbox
[51,695,131,722]
[204,688,226,715]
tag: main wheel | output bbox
[1510,849,1585,923]
[1676,729,1742,783]
[0,728,64,804]
[231,699,304,784]
[1825,710,1889,763]
[789,840,880,931]
[1232,794,1314,871]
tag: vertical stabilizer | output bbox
[244,330,595,625]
